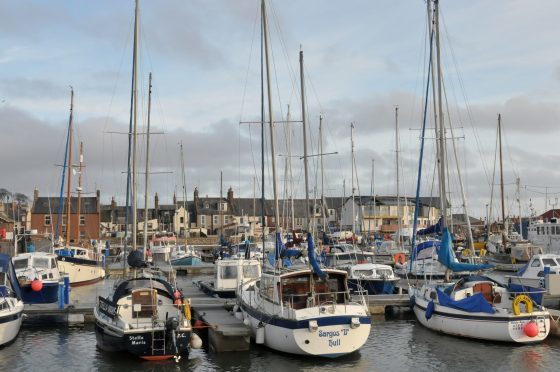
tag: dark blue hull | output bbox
[20,282,60,304]
[197,281,236,298]
[347,279,397,295]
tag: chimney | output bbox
[96,189,101,211]
[193,187,199,202]
[34,188,39,202]
[173,192,177,206]
[155,192,159,211]
[227,187,234,205]
[111,196,117,209]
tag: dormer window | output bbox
[205,203,209,209]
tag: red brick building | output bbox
[30,189,101,242]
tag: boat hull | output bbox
[57,257,105,286]
[20,281,60,304]
[95,320,191,358]
[197,281,235,298]
[0,304,24,346]
[240,303,371,357]
[412,295,550,343]
[171,256,202,266]
[347,278,397,295]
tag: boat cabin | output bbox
[13,253,60,282]
[260,270,348,310]
[523,255,560,277]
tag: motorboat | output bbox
[0,253,24,346]
[13,252,61,304]
[198,258,261,298]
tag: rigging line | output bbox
[501,119,520,180]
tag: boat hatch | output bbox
[131,289,157,318]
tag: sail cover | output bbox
[436,288,495,314]
[417,217,443,236]
[438,227,494,272]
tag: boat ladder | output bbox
[151,329,166,355]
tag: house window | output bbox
[213,215,219,225]
[44,215,51,226]
[62,216,67,226]
[80,216,85,226]
[205,203,209,209]
[180,217,184,224]
[200,216,206,226]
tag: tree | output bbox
[13,193,29,205]
[0,188,10,203]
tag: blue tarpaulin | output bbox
[417,217,443,236]
[438,227,494,272]
[436,288,495,314]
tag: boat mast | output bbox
[434,0,447,229]
[131,0,139,252]
[142,72,152,260]
[351,123,356,240]
[371,159,375,241]
[320,115,327,233]
[300,48,310,234]
[498,113,506,249]
[517,177,522,237]
[262,0,281,250]
[76,141,83,242]
[395,106,401,247]
[260,1,266,266]
[180,142,189,239]
[65,88,74,246]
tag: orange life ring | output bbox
[393,253,406,265]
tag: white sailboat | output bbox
[0,253,24,346]
[94,1,196,361]
[238,1,370,357]
[409,0,550,343]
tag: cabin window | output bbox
[220,265,238,280]
[13,258,29,270]
[556,226,560,235]
[34,258,49,269]
[543,258,558,267]
[242,265,260,279]
[281,276,310,309]
[261,276,275,301]
[44,215,51,226]
[531,260,541,267]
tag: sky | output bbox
[1,0,559,221]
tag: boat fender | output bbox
[393,253,406,265]
[512,294,533,315]
[183,299,192,320]
[425,300,434,320]
[190,333,203,349]
[462,249,473,257]
[523,321,538,337]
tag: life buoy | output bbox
[183,299,192,320]
[479,248,487,257]
[393,253,406,265]
[512,294,533,315]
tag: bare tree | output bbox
[13,193,29,205]
[0,188,10,203]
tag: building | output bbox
[30,189,102,242]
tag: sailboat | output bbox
[54,89,105,286]
[238,1,370,357]
[94,1,196,361]
[0,253,24,346]
[409,0,550,343]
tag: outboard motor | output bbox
[166,317,180,362]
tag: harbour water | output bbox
[3,275,560,371]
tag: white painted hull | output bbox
[57,260,105,286]
[242,308,371,357]
[411,290,550,343]
[0,301,24,346]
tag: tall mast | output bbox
[320,115,326,232]
[142,72,152,259]
[262,0,280,239]
[180,142,189,239]
[370,159,375,240]
[395,106,401,247]
[498,113,506,248]
[300,49,310,232]
[65,88,74,245]
[434,0,447,228]
[131,0,140,251]
[260,0,266,265]
[76,141,83,242]
[220,171,223,239]
[351,123,356,238]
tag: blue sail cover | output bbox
[307,233,327,280]
[417,217,443,236]
[0,253,22,299]
[436,288,495,314]
[438,227,494,272]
